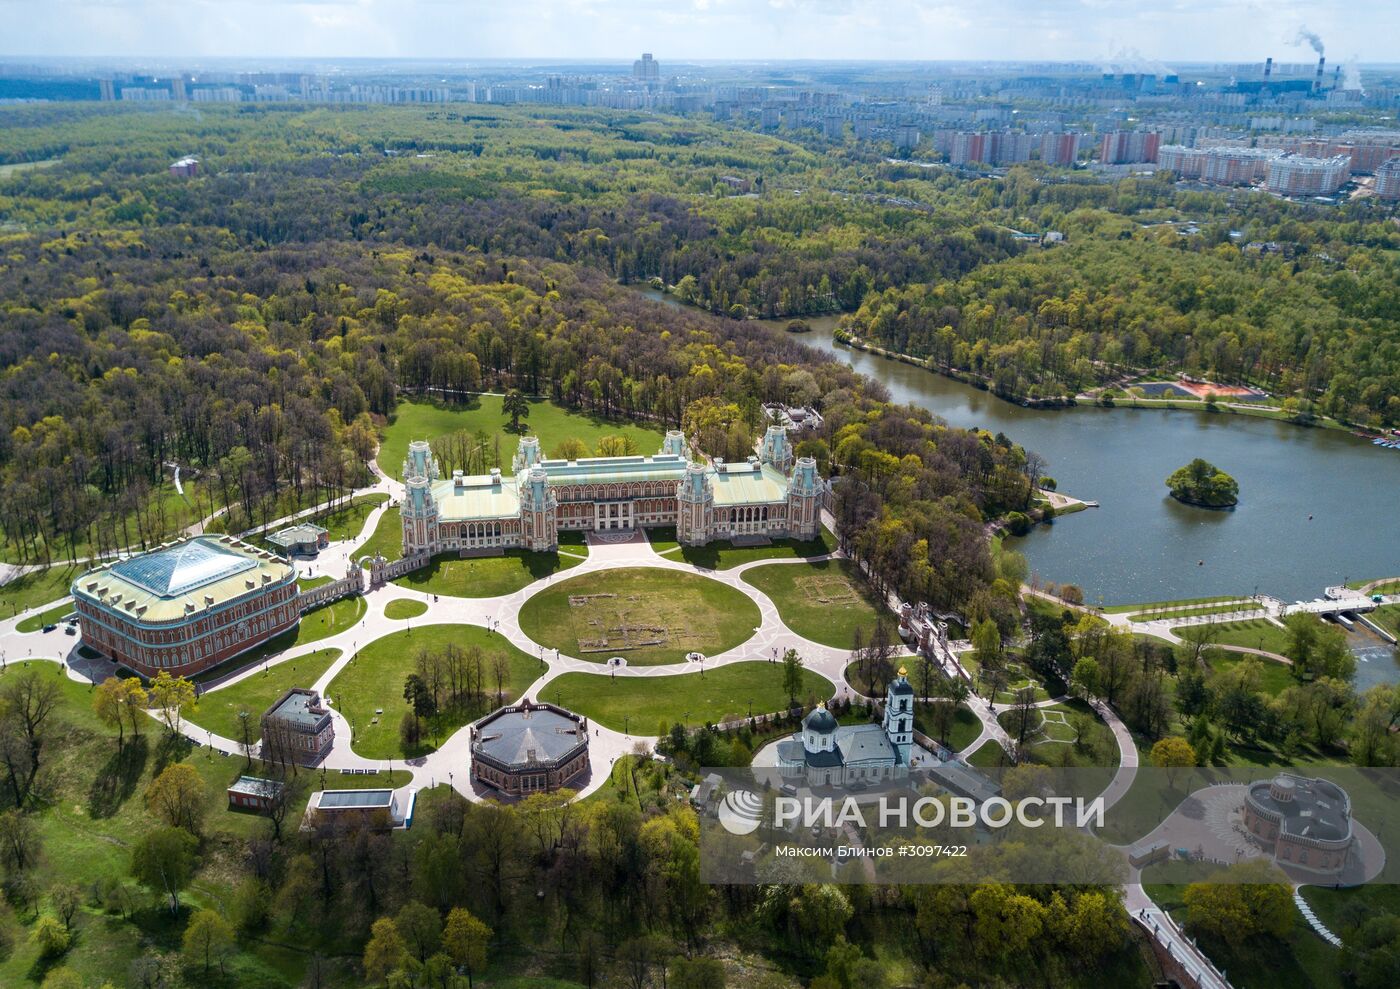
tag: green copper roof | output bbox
[432,477,522,521]
[537,454,690,487]
[711,462,790,506]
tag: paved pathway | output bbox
[0,513,875,807]
[0,492,1329,986]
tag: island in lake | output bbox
[1166,458,1240,508]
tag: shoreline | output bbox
[828,332,1355,434]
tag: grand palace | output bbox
[400,425,824,556]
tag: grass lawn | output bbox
[986,659,1052,705]
[913,702,983,752]
[1103,594,1248,615]
[395,548,585,597]
[1348,577,1400,594]
[384,598,428,620]
[966,740,1012,769]
[645,526,680,554]
[741,559,885,649]
[520,567,760,665]
[0,563,84,619]
[377,396,663,479]
[999,699,1118,769]
[184,648,342,744]
[1144,871,1343,989]
[17,599,77,632]
[328,624,545,758]
[249,492,389,549]
[358,504,406,561]
[1205,649,1297,696]
[1301,884,1400,941]
[0,668,411,989]
[189,595,365,685]
[308,492,388,540]
[298,574,333,591]
[544,662,835,733]
[842,656,922,697]
[674,526,838,570]
[296,594,366,643]
[1128,601,1261,623]
[1025,594,1089,624]
[1370,604,1400,637]
[1179,615,1301,655]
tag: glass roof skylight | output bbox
[110,538,257,597]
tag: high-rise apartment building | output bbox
[949,131,1032,166]
[633,53,660,82]
[1201,147,1282,185]
[1157,145,1206,178]
[1375,158,1400,200]
[1098,130,1161,164]
[1266,154,1351,196]
[1040,132,1080,166]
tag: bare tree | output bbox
[0,669,59,805]
[491,653,510,703]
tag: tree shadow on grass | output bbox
[152,731,193,776]
[87,734,150,819]
[679,535,834,570]
[523,551,569,581]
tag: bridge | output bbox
[1278,586,1388,618]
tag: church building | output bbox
[775,668,916,787]
[400,426,823,556]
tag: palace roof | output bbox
[430,448,793,522]
[710,461,790,507]
[536,453,691,487]
[432,475,521,521]
[74,535,294,623]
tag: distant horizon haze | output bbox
[3,1,1397,65]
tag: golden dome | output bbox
[898,665,908,677]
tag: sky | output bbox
[2,0,1395,64]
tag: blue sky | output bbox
[2,1,1393,63]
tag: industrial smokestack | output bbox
[1315,56,1325,91]
[1265,57,1273,78]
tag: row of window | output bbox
[85,603,297,672]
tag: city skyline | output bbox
[3,0,1397,64]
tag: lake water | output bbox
[637,287,1399,607]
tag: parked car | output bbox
[64,625,76,636]
[42,624,57,633]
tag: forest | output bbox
[0,101,1037,636]
[0,100,1396,989]
[841,170,1400,424]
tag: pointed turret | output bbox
[759,424,794,473]
[513,435,543,472]
[662,430,690,459]
[402,440,440,483]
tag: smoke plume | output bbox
[1343,58,1364,93]
[1292,26,1324,56]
